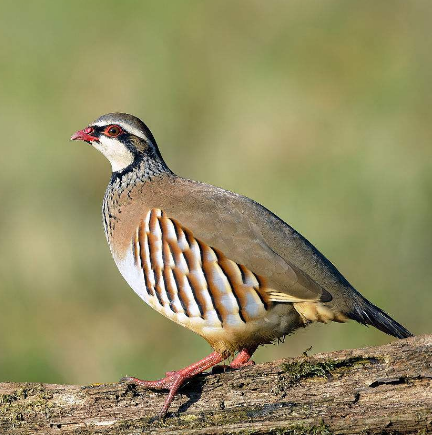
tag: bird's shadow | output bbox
[175,373,209,414]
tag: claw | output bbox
[119,351,225,417]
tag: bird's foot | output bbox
[120,372,179,391]
[121,371,187,417]
[120,351,224,417]
[212,347,257,373]
[230,359,255,369]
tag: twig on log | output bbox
[1,335,431,434]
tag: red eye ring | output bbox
[104,125,122,137]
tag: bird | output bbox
[71,112,412,417]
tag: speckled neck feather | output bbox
[102,154,174,241]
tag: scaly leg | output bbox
[121,351,225,417]
[229,346,257,368]
[212,346,258,373]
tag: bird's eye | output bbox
[105,125,122,137]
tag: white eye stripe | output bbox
[91,120,149,142]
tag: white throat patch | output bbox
[92,136,134,172]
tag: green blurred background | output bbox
[0,1,430,385]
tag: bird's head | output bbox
[71,113,163,173]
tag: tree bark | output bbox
[0,335,431,435]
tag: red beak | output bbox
[71,127,98,142]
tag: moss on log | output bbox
[1,335,431,434]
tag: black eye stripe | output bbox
[91,125,105,135]
[91,124,149,143]
[90,124,127,138]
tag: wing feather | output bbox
[145,208,328,311]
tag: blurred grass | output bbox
[0,0,430,384]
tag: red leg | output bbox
[212,346,258,373]
[229,346,257,369]
[121,351,225,417]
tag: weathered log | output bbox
[0,335,431,434]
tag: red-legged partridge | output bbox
[71,113,412,417]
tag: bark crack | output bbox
[0,335,431,435]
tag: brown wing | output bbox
[118,176,333,307]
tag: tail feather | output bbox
[348,298,413,339]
